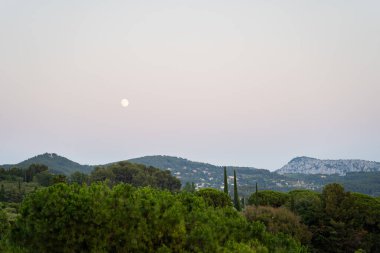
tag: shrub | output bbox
[248,190,289,207]
[196,188,232,208]
[244,205,312,244]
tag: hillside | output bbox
[129,155,380,196]
[129,155,308,196]
[277,156,380,176]
[1,153,93,175]
[2,153,380,196]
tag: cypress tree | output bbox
[0,184,5,201]
[233,170,241,211]
[290,194,295,212]
[255,182,259,207]
[223,167,228,195]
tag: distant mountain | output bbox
[1,153,94,175]
[128,155,301,196]
[2,153,380,196]
[129,155,380,196]
[276,156,380,176]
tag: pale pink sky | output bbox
[1,1,379,170]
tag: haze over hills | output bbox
[2,153,380,196]
[277,156,380,176]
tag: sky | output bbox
[1,0,379,170]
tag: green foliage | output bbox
[0,185,5,202]
[91,161,181,191]
[196,188,232,208]
[7,183,305,253]
[248,190,289,208]
[0,161,181,205]
[255,182,259,207]
[25,164,48,182]
[0,180,40,203]
[286,190,322,225]
[0,208,9,240]
[34,170,67,187]
[244,205,312,245]
[68,171,89,185]
[234,170,241,211]
[33,171,55,187]
[244,184,380,252]
[299,184,380,253]
[182,182,196,193]
[224,166,229,195]
[0,164,57,203]
[0,167,24,181]
[52,174,67,184]
[129,155,293,197]
[287,172,380,197]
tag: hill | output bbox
[276,156,380,175]
[2,153,380,196]
[128,155,308,196]
[1,153,93,175]
[129,155,380,197]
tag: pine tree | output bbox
[233,170,241,211]
[223,167,228,195]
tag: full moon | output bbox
[121,98,129,108]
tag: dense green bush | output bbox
[248,190,289,207]
[286,190,322,225]
[290,184,380,253]
[91,161,181,191]
[0,208,9,240]
[195,188,232,208]
[244,205,311,244]
[8,183,306,253]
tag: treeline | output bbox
[0,164,51,203]
[0,164,49,182]
[89,161,181,191]
[0,162,181,203]
[245,184,380,253]
[1,183,306,253]
[288,172,380,196]
[1,163,380,252]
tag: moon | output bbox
[121,98,129,108]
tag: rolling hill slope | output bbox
[1,153,93,175]
[2,153,380,196]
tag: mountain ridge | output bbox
[277,156,380,176]
[2,153,380,196]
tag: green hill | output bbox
[128,155,301,197]
[1,153,93,175]
[129,155,380,197]
[2,154,380,197]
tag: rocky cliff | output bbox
[276,157,380,176]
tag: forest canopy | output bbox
[3,183,306,253]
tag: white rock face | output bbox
[276,157,380,176]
